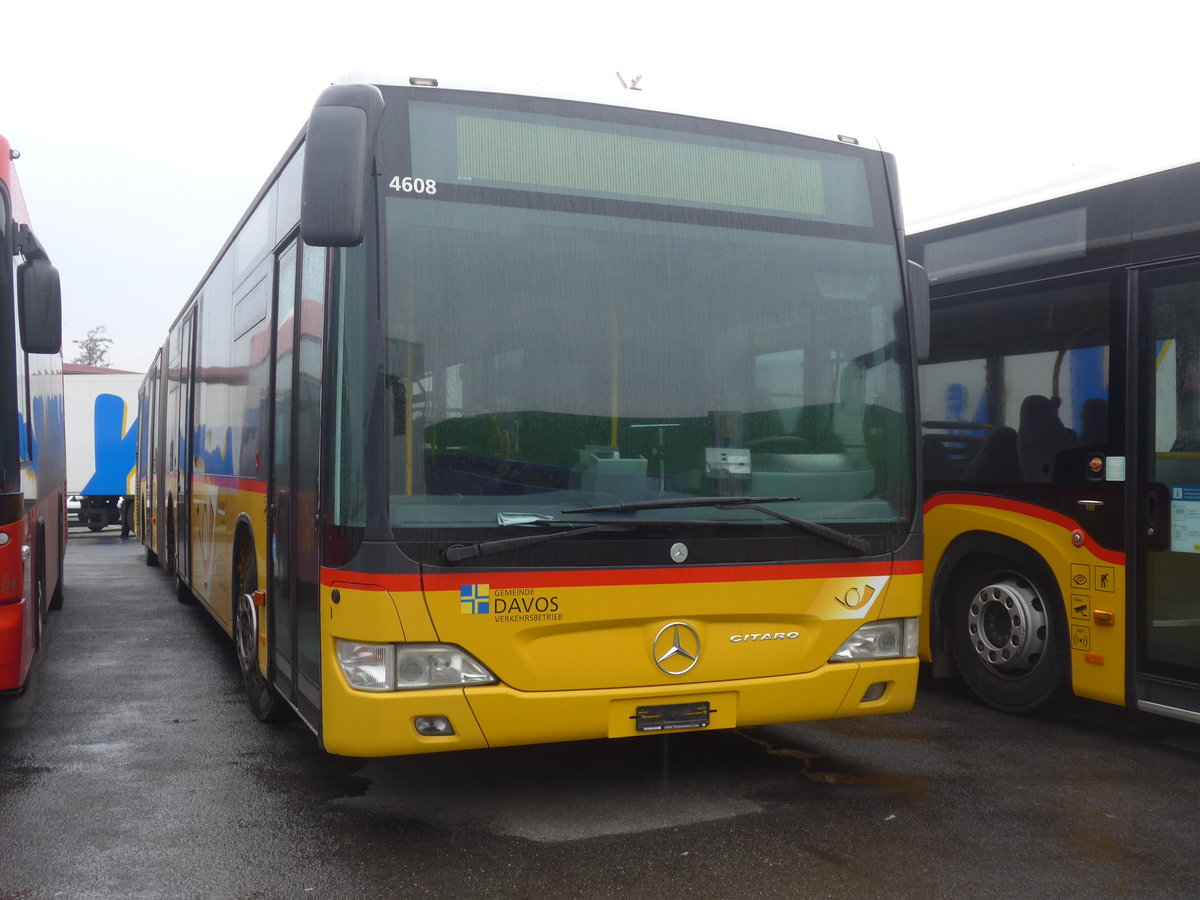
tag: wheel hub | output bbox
[966,576,1047,677]
[235,592,257,674]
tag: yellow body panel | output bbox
[924,497,1126,706]
[319,570,922,757]
[184,479,267,641]
[183,484,923,756]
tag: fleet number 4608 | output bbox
[388,176,438,194]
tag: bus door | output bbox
[146,355,161,555]
[1136,261,1200,720]
[172,310,196,579]
[268,238,325,724]
[136,358,155,547]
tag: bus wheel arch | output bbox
[934,533,1071,713]
[233,524,288,723]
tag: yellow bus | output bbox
[136,79,928,756]
[910,160,1200,722]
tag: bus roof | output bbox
[911,152,1200,235]
[337,73,886,153]
[0,135,32,227]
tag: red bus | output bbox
[0,135,66,694]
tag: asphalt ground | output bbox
[2,527,1198,899]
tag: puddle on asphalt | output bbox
[736,730,926,792]
[325,727,925,842]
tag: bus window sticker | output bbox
[1169,486,1200,554]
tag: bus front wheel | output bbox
[947,556,1070,713]
[234,554,288,723]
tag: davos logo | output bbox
[494,595,559,613]
[460,585,560,615]
[460,584,491,615]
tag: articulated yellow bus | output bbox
[137,79,928,756]
[910,159,1200,722]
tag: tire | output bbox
[175,574,194,604]
[947,555,1071,713]
[234,553,289,723]
[49,506,64,610]
[32,576,45,651]
[49,559,64,610]
[48,577,64,611]
[165,510,176,576]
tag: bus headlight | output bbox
[829,618,919,662]
[335,640,394,691]
[336,640,497,692]
[394,644,496,689]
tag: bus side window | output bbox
[961,426,1020,482]
[1016,394,1076,482]
[1079,397,1108,447]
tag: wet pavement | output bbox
[2,528,1199,899]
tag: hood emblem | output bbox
[653,622,701,675]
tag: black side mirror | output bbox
[18,258,62,355]
[300,83,385,247]
[907,260,930,362]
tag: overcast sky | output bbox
[7,0,1200,371]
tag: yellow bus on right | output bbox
[908,160,1200,723]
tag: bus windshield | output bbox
[329,92,913,544]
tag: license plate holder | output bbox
[634,701,711,733]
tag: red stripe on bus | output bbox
[924,492,1126,566]
[192,474,268,493]
[323,558,923,592]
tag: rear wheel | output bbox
[234,553,289,723]
[948,556,1071,713]
[32,576,45,651]
[49,549,64,611]
[165,508,176,575]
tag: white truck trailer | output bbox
[63,367,140,533]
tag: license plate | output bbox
[634,701,711,732]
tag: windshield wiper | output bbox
[563,496,802,514]
[561,496,871,556]
[442,524,632,563]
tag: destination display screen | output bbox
[406,99,875,226]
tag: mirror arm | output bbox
[14,223,48,262]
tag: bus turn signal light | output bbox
[1093,610,1115,626]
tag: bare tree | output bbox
[70,325,113,367]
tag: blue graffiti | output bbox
[194,423,235,476]
[19,390,67,490]
[82,393,137,495]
